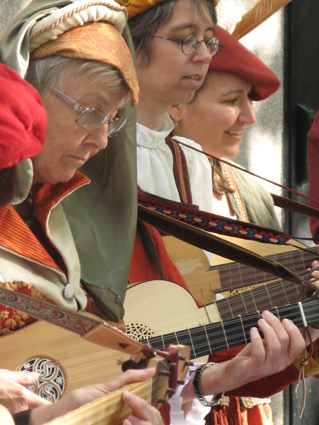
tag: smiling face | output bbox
[171,71,257,158]
[136,0,215,129]
[32,75,126,185]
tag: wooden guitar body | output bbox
[0,280,213,403]
[45,344,190,425]
[125,280,220,340]
[0,321,127,401]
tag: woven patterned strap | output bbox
[138,195,291,246]
[165,137,193,204]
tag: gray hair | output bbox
[128,0,217,67]
[26,56,130,100]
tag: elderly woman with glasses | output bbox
[0,61,163,425]
[0,0,138,333]
[0,0,140,327]
[0,0,162,415]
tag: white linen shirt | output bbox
[136,116,213,213]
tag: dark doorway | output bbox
[284,1,319,423]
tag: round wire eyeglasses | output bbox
[150,34,223,56]
[50,86,129,137]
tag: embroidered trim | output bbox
[223,162,248,222]
[165,138,192,204]
[138,195,291,245]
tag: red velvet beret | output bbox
[0,64,46,169]
[210,26,281,101]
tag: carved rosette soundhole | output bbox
[19,358,65,402]
[126,322,156,340]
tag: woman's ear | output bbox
[169,104,183,123]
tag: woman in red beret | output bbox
[169,25,282,230]
[169,26,319,425]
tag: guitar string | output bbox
[27,271,314,386]
[218,284,302,319]
[210,246,319,293]
[145,300,318,359]
[219,288,294,318]
[217,277,307,317]
[202,264,309,304]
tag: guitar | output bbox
[0,320,134,401]
[163,235,317,304]
[44,344,190,425]
[123,280,319,360]
[0,278,306,401]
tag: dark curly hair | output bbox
[129,0,217,67]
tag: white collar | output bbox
[137,115,174,149]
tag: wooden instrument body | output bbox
[163,235,312,304]
[44,344,190,425]
[0,321,127,401]
[0,281,215,403]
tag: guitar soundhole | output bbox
[19,357,65,402]
[126,321,156,340]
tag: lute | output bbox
[44,344,190,425]
[0,278,305,399]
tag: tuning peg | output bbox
[177,379,185,385]
[166,388,176,395]
[184,360,194,366]
[159,370,171,377]
[157,398,167,405]
[178,355,186,360]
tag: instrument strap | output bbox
[138,194,291,246]
[165,137,193,204]
[175,139,319,216]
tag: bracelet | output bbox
[193,362,225,407]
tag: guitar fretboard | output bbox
[143,295,319,359]
[216,246,319,292]
[216,280,302,321]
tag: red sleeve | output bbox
[129,223,194,292]
[308,110,319,239]
[208,343,317,398]
[224,363,299,398]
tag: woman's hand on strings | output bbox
[181,311,305,402]
[0,369,49,413]
[29,368,163,425]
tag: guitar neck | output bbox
[216,280,303,321]
[216,246,319,292]
[144,293,319,360]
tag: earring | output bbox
[174,121,179,129]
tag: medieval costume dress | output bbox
[134,115,319,425]
[0,0,139,325]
